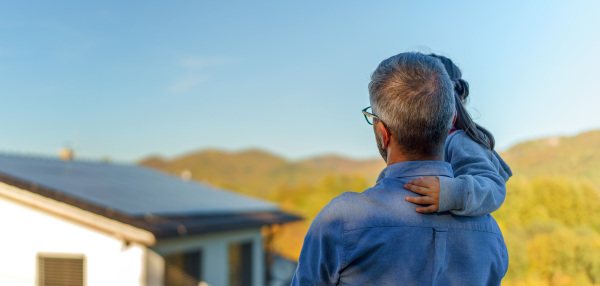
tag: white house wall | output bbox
[154,228,265,286]
[0,194,149,286]
[144,247,165,286]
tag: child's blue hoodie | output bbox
[438,130,513,216]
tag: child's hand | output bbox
[404,177,440,213]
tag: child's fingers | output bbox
[421,176,439,182]
[408,177,436,188]
[416,205,438,213]
[403,183,429,195]
[405,195,434,205]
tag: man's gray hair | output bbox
[369,52,455,156]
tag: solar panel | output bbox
[0,154,277,217]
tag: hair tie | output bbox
[456,79,469,101]
[454,79,463,94]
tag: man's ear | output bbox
[377,121,390,149]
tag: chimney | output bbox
[59,148,75,161]
[180,169,192,181]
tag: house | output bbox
[0,153,301,286]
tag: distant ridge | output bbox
[501,129,600,183]
[139,149,386,197]
[139,129,600,196]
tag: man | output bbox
[291,52,508,285]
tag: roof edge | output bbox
[151,210,303,239]
[0,180,156,246]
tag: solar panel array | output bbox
[0,154,277,217]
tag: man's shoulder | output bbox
[317,188,504,236]
[324,191,369,212]
[315,190,379,221]
[307,191,369,234]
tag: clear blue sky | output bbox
[1,1,599,162]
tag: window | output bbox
[37,254,85,286]
[229,241,253,286]
[164,250,203,286]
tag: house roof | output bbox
[0,154,301,241]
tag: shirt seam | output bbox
[392,174,454,179]
[343,225,504,238]
[337,214,347,286]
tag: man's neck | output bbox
[385,147,443,166]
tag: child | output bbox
[404,54,512,216]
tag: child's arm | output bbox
[405,132,511,216]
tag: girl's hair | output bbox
[428,53,495,150]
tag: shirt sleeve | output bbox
[437,133,510,216]
[291,200,346,286]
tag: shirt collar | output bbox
[376,160,454,183]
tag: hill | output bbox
[140,129,600,194]
[139,149,386,197]
[501,129,600,184]
[139,129,600,197]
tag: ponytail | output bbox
[452,80,495,151]
[428,53,495,151]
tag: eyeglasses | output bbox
[362,106,381,125]
[362,106,392,135]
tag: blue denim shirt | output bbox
[291,161,508,286]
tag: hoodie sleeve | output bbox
[438,132,512,216]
